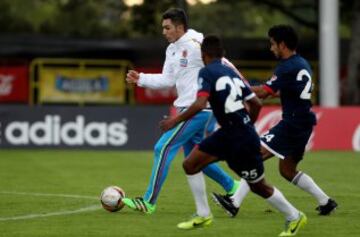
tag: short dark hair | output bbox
[162,8,188,31]
[268,25,298,50]
[201,35,224,58]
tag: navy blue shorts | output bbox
[199,125,264,183]
[260,120,313,160]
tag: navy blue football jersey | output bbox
[264,54,316,126]
[197,59,255,128]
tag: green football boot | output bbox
[279,212,307,237]
[177,214,213,230]
[122,197,156,214]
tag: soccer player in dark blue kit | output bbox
[160,35,306,236]
[213,25,338,217]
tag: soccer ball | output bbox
[100,186,125,212]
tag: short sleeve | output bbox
[197,68,211,97]
[265,65,285,93]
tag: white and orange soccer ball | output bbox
[100,186,125,212]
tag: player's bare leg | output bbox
[177,147,218,229]
[280,155,338,215]
[261,145,274,161]
[278,155,300,181]
[214,145,274,215]
[248,179,307,237]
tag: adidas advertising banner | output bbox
[0,106,168,150]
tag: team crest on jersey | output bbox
[180,50,188,67]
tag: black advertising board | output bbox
[0,106,169,150]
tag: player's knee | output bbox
[260,147,273,160]
[279,167,295,182]
[249,183,260,194]
[249,182,272,198]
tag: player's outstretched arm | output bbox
[245,96,262,123]
[159,96,208,131]
[251,85,271,99]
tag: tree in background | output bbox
[129,0,172,37]
[0,0,129,37]
[0,0,358,104]
[188,0,317,38]
[0,0,348,39]
[0,0,40,33]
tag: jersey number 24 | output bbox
[297,69,312,100]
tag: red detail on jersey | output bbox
[197,91,210,98]
[263,85,275,95]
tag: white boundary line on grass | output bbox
[0,191,101,221]
[0,191,98,200]
[0,205,101,221]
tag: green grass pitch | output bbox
[0,150,359,237]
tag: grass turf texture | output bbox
[0,150,359,237]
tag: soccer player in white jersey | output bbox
[123,8,239,215]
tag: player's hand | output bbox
[159,116,177,131]
[126,70,140,84]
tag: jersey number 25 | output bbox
[216,76,246,113]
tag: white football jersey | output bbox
[137,29,243,108]
[137,29,204,107]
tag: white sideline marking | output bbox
[0,205,101,221]
[0,191,101,221]
[0,191,98,200]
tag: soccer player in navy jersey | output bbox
[160,35,306,236]
[213,25,337,217]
